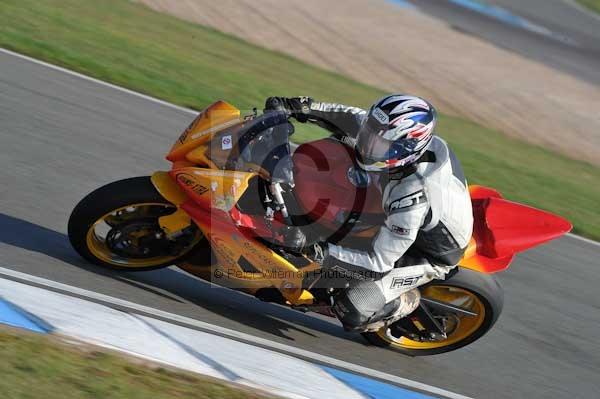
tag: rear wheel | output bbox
[362,268,503,356]
[68,176,203,270]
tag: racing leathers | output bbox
[279,98,474,330]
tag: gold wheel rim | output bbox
[376,285,486,350]
[85,202,199,268]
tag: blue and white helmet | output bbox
[355,94,436,172]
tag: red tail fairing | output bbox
[462,186,572,273]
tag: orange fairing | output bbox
[167,101,241,161]
[460,185,572,273]
[169,167,256,212]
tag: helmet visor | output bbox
[355,122,420,168]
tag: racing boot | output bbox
[360,288,421,332]
[333,283,421,332]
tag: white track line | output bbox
[0,266,470,399]
[3,47,596,248]
[562,0,600,23]
[0,48,197,116]
[566,233,600,248]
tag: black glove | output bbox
[264,97,313,123]
[279,226,308,253]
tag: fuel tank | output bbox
[292,138,384,235]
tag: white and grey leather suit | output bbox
[303,101,474,329]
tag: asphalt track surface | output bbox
[406,0,600,86]
[1,51,600,398]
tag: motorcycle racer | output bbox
[265,95,474,332]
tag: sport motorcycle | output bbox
[68,100,571,355]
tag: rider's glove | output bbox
[279,226,308,254]
[264,97,313,123]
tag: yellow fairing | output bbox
[204,229,315,304]
[151,171,192,235]
[172,167,255,211]
[167,101,241,161]
[160,99,318,304]
[185,145,218,169]
[167,167,312,303]
[151,171,188,205]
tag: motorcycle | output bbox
[68,100,572,355]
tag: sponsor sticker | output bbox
[372,107,389,125]
[178,127,191,143]
[176,173,209,195]
[391,225,410,235]
[221,135,232,150]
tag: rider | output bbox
[265,95,474,332]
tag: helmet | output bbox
[355,95,436,172]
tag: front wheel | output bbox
[68,176,202,270]
[362,268,503,356]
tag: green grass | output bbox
[576,0,600,14]
[0,327,272,399]
[1,0,598,239]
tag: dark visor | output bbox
[355,123,419,164]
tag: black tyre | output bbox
[362,267,503,356]
[68,176,202,271]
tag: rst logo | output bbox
[390,275,421,289]
[389,190,425,211]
